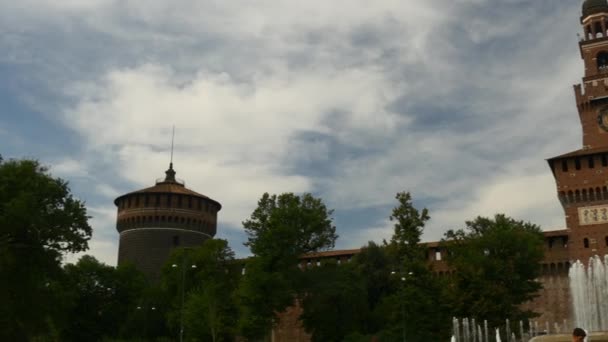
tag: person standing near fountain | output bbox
[572,328,586,342]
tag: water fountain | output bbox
[570,255,608,332]
[528,255,608,341]
[451,256,608,341]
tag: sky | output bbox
[0,0,587,265]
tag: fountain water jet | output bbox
[569,255,608,331]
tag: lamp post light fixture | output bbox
[172,259,197,342]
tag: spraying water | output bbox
[569,255,608,331]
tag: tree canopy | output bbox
[239,192,338,340]
[243,192,337,261]
[0,158,92,341]
[161,239,239,342]
[443,214,545,327]
[62,255,148,341]
[380,191,451,341]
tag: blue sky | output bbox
[0,0,586,265]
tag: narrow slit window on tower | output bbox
[584,238,590,249]
[605,236,608,247]
[603,154,608,167]
[562,160,568,172]
[575,158,581,170]
[178,196,183,208]
[167,194,172,207]
[589,156,595,168]
[188,197,193,209]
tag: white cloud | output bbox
[51,158,88,178]
[64,205,117,265]
[95,183,121,199]
[62,61,405,227]
[0,0,588,262]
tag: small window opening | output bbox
[562,160,568,172]
[584,238,590,248]
[603,154,608,167]
[575,158,581,170]
[598,51,608,72]
[435,250,442,261]
[589,156,595,169]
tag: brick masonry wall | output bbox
[118,228,209,279]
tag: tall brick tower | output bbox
[114,163,221,279]
[548,0,608,263]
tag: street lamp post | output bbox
[136,305,156,338]
[391,270,413,342]
[172,255,197,342]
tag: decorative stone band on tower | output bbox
[114,163,221,279]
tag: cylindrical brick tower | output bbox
[114,163,221,279]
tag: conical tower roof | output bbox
[113,163,221,209]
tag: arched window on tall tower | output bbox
[598,51,608,73]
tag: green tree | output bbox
[378,191,451,341]
[243,192,337,262]
[237,256,293,340]
[238,192,337,340]
[0,158,92,341]
[63,255,147,341]
[121,285,172,340]
[351,241,393,334]
[387,191,428,270]
[162,239,239,342]
[299,260,368,342]
[443,214,545,328]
